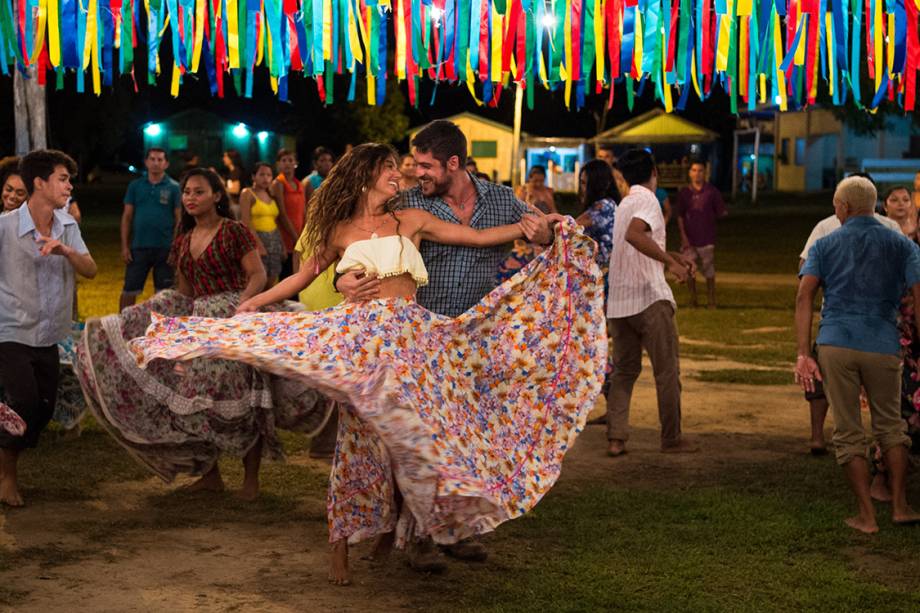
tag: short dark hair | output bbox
[146,147,168,161]
[412,120,467,167]
[312,146,334,162]
[529,165,547,177]
[276,148,295,162]
[251,161,273,175]
[19,149,78,196]
[688,158,706,170]
[615,149,656,187]
[884,185,911,202]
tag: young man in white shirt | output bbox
[605,149,698,456]
[0,150,97,506]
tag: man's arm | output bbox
[120,203,134,263]
[794,274,822,392]
[511,195,552,245]
[624,217,689,283]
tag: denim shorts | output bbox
[123,247,174,294]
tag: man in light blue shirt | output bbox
[796,175,920,534]
[0,150,97,507]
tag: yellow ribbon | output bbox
[887,12,895,76]
[794,14,806,66]
[490,12,502,83]
[395,0,406,78]
[564,0,573,107]
[323,0,333,62]
[662,32,672,112]
[716,0,732,72]
[595,0,605,82]
[171,61,180,96]
[825,12,835,96]
[192,0,206,72]
[48,0,61,66]
[228,0,240,68]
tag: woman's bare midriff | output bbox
[376,273,419,299]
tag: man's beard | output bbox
[422,174,451,197]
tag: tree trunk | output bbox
[13,59,48,155]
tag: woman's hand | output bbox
[236,298,261,314]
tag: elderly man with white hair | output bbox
[795,175,920,534]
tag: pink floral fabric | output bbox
[129,221,607,544]
[75,290,329,481]
[0,402,26,437]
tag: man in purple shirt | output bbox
[676,160,727,308]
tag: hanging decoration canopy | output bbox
[1,0,918,113]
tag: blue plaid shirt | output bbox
[402,174,530,317]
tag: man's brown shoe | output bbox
[661,439,700,454]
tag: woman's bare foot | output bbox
[328,539,351,586]
[870,474,893,503]
[183,467,225,493]
[0,476,23,507]
[364,531,395,561]
[235,479,259,501]
[892,505,920,525]
[844,515,879,534]
[606,439,626,457]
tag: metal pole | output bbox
[752,128,760,204]
[731,130,739,199]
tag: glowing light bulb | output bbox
[541,14,557,29]
[232,123,249,139]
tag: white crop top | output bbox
[335,235,429,287]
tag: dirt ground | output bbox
[0,352,817,613]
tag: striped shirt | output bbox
[606,185,676,318]
[402,174,531,317]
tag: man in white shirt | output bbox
[605,149,698,456]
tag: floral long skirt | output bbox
[129,221,607,544]
[75,290,330,482]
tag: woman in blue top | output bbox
[575,160,619,299]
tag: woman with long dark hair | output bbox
[576,159,620,298]
[76,169,328,501]
[129,145,606,584]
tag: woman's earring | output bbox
[361,186,367,193]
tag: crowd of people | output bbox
[1,119,918,588]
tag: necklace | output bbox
[351,214,388,239]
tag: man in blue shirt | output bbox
[119,148,180,311]
[796,175,920,533]
[0,150,97,507]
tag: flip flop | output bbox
[893,518,920,526]
[809,446,829,456]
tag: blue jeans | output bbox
[123,247,174,294]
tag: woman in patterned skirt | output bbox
[129,145,607,584]
[76,169,327,500]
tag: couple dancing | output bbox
[129,126,607,584]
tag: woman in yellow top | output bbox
[240,162,297,288]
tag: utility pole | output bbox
[13,0,48,155]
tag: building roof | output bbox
[409,112,531,137]
[591,109,719,144]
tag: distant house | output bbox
[591,109,720,188]
[409,112,517,183]
[735,109,919,195]
[141,109,296,173]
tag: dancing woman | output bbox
[76,169,327,500]
[130,144,607,583]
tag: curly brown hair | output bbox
[297,142,399,256]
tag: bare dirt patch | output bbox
[1,361,823,612]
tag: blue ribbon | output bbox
[60,0,78,67]
[641,0,659,74]
[621,5,636,76]
[893,0,907,72]
[469,0,481,72]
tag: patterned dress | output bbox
[130,220,606,545]
[75,220,328,481]
[897,236,920,460]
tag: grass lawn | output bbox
[5,193,919,611]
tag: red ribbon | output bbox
[607,0,621,79]
[571,0,582,82]
[906,0,918,109]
